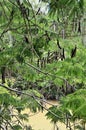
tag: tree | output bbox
[46,89,86,130]
[0,0,86,130]
[41,0,86,45]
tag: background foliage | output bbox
[0,0,86,130]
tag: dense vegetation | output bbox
[0,0,86,130]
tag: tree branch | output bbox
[25,62,66,82]
[0,83,63,119]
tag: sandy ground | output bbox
[28,110,67,130]
[23,100,67,130]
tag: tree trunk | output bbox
[1,66,6,84]
[81,13,86,46]
[82,122,85,130]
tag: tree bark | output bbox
[1,66,6,84]
[81,13,86,46]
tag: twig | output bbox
[1,115,14,130]
[0,83,63,119]
[25,62,66,81]
[0,2,8,20]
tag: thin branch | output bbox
[3,0,11,12]
[1,115,14,130]
[25,62,66,82]
[0,83,33,97]
[0,2,8,20]
[0,28,9,39]
[35,97,64,119]
[0,82,57,107]
[13,115,24,126]
[0,25,23,39]
[0,125,5,130]
[8,0,18,8]
[0,83,63,119]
